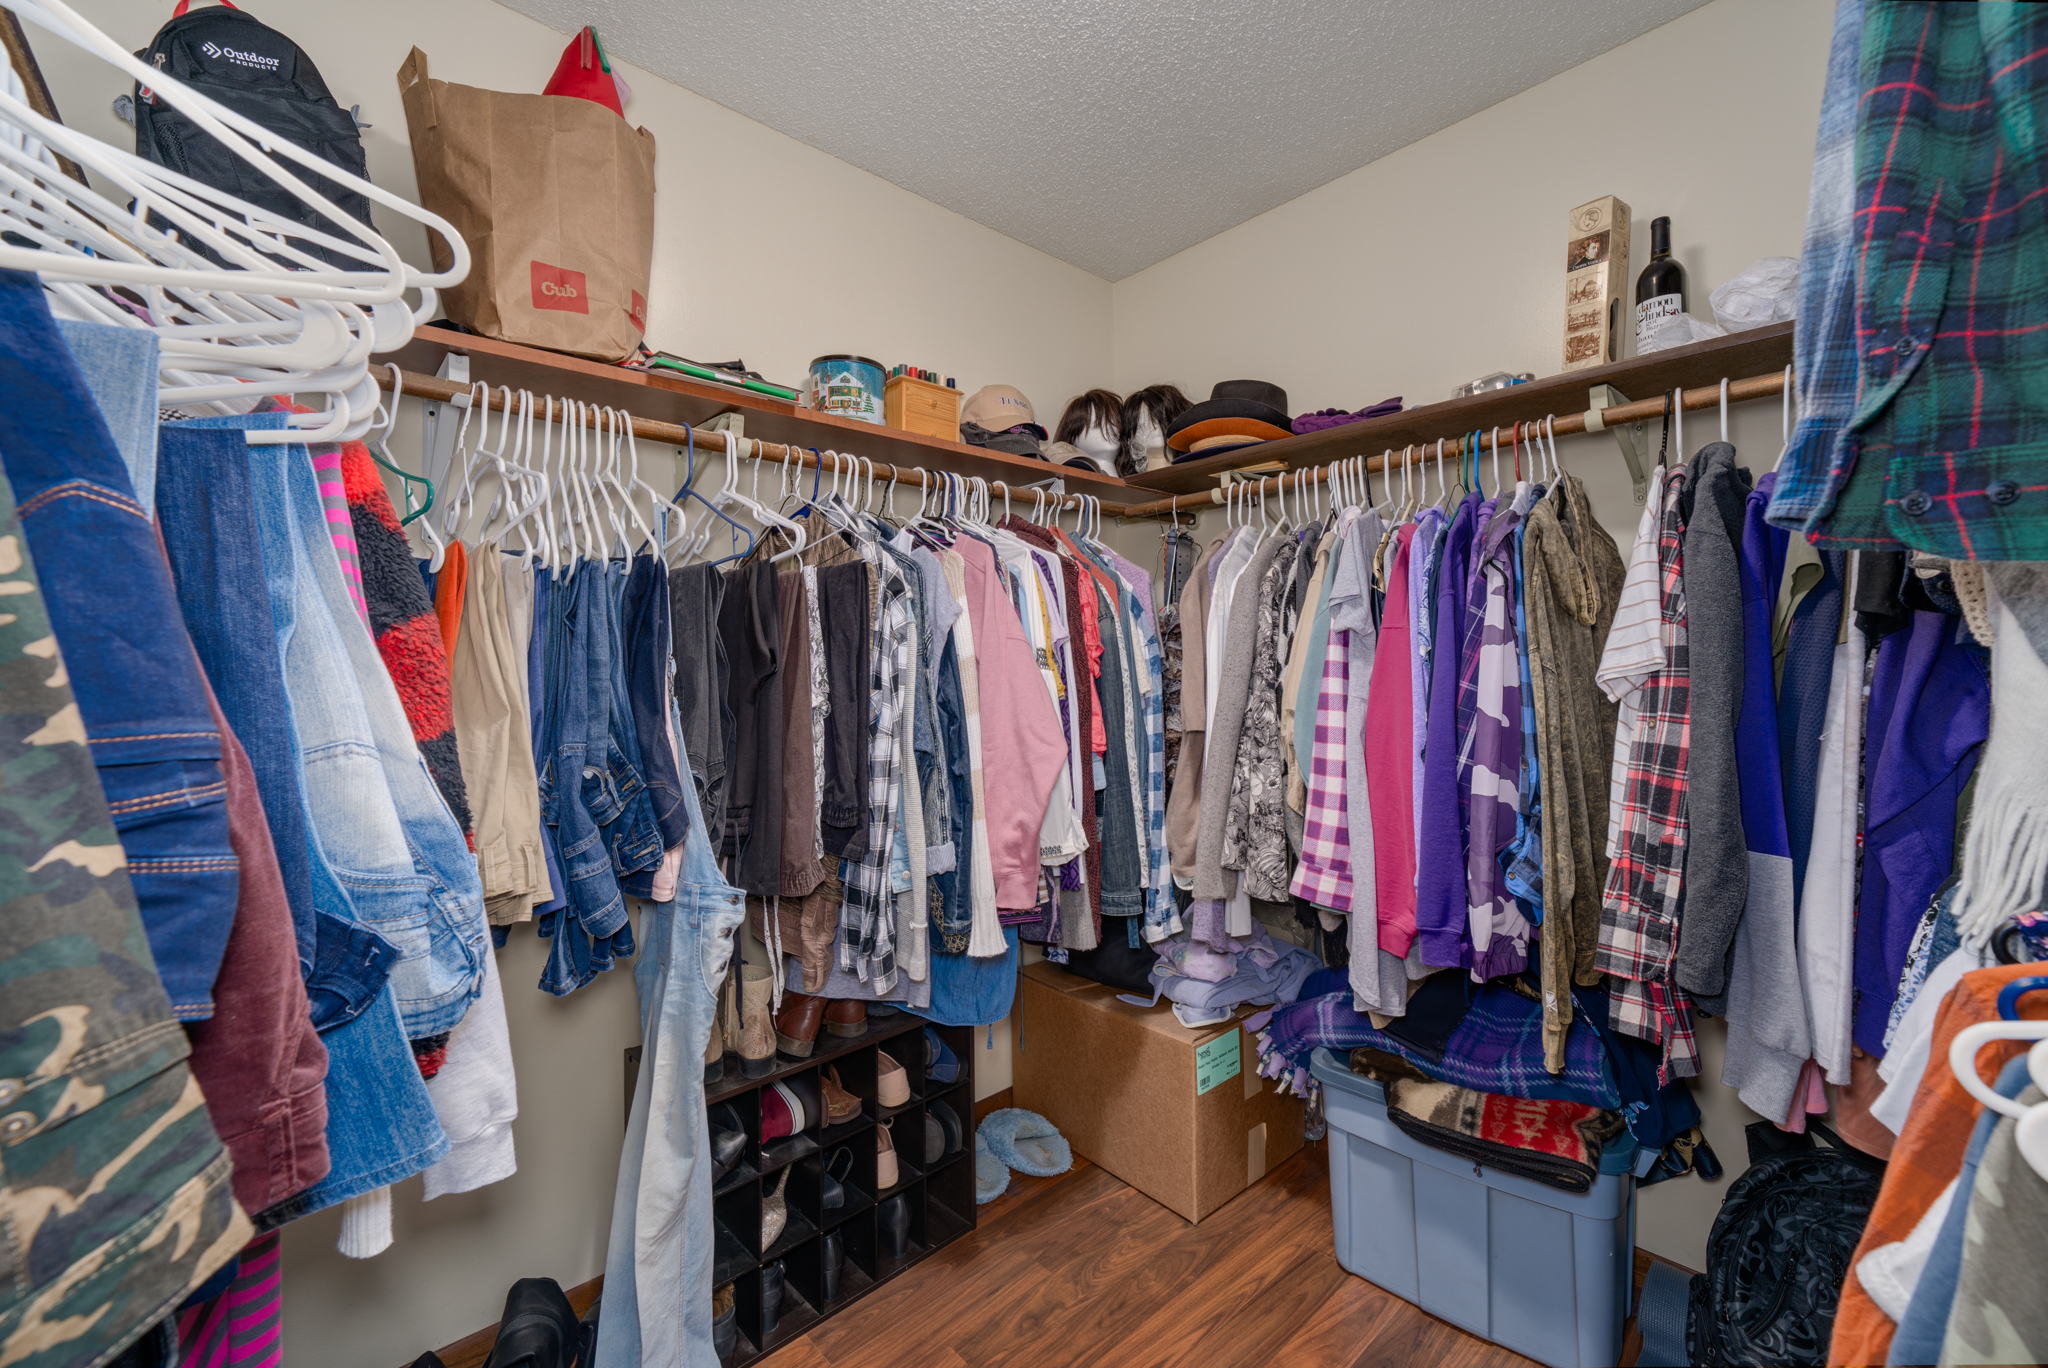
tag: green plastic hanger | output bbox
[368,365,434,524]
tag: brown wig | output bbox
[1054,389,1123,447]
[1118,384,1191,476]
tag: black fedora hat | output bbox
[1165,379,1292,452]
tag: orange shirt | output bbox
[433,541,468,658]
[1830,962,2048,1366]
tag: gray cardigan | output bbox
[1674,442,1753,1009]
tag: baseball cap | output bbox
[1044,440,1114,477]
[960,384,1045,438]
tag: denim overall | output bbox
[595,728,746,1367]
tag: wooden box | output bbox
[885,374,962,441]
[1561,195,1632,372]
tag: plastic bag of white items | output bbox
[1638,309,1726,353]
[1711,256,1799,331]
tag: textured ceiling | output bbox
[499,0,1715,280]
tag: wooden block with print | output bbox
[1561,195,1631,372]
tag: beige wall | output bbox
[33,0,1832,1357]
[1107,0,1836,1269]
[1109,0,1829,412]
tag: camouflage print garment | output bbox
[0,462,250,1368]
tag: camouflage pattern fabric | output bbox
[0,459,250,1368]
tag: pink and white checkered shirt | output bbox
[1290,628,1355,911]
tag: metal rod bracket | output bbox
[1587,384,1651,503]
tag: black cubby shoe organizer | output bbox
[704,1015,976,1365]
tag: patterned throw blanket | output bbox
[1249,976,1621,1109]
[1378,1066,1624,1194]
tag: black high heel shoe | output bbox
[878,1192,912,1260]
[819,1147,853,1213]
[759,1260,787,1337]
[711,1103,746,1179]
[820,1229,845,1304]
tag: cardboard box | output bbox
[1561,195,1632,372]
[1011,960,1304,1222]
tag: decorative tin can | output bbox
[805,354,887,425]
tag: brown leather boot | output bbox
[774,990,826,1058]
[738,964,777,1077]
[824,998,867,1038]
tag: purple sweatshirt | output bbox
[1852,609,1989,1055]
[1416,491,1480,967]
[1458,499,1528,980]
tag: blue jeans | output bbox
[0,268,238,1020]
[242,433,481,1040]
[55,318,162,509]
[594,751,746,1367]
[156,419,399,1028]
[622,552,689,852]
[175,412,447,1223]
[604,558,669,900]
[527,567,569,922]
[283,442,487,1034]
[537,564,652,994]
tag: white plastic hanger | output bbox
[1774,364,1795,472]
[0,2,470,443]
[1719,378,1731,444]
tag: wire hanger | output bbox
[673,425,755,566]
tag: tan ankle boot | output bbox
[703,967,727,1084]
[738,963,777,1078]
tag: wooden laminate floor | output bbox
[758,1142,1557,1368]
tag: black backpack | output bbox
[1685,1122,1884,1366]
[132,1,373,264]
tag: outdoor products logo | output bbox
[530,260,590,314]
[199,40,282,72]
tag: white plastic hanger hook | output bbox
[1719,377,1731,444]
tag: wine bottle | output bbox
[1633,216,1687,353]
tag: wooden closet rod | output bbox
[1114,367,1791,520]
[376,366,1120,516]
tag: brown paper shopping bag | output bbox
[397,47,654,362]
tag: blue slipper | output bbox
[974,1127,1009,1205]
[978,1108,1072,1178]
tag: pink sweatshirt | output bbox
[956,536,1066,911]
[1366,523,1419,954]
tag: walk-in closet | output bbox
[3,2,2044,1366]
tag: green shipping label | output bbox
[1194,1029,1242,1096]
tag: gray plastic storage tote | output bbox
[1312,1048,1635,1368]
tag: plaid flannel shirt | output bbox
[1777,0,2048,559]
[1289,630,1355,911]
[1769,0,1865,531]
[839,562,914,984]
[1596,470,1700,1082]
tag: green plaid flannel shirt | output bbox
[1794,1,2048,561]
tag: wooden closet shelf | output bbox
[1120,321,1796,498]
[385,326,1139,504]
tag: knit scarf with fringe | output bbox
[1955,563,2048,945]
